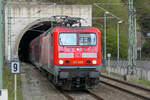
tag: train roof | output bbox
[52,26,101,33]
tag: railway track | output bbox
[59,89,104,100]
[49,84,104,100]
[36,67,104,100]
[59,90,74,100]
[100,74,150,100]
[86,90,104,100]
[53,86,104,100]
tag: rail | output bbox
[86,90,104,100]
[59,90,74,100]
[100,74,150,100]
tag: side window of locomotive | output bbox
[51,34,53,46]
[79,33,96,46]
[59,33,77,46]
[35,37,40,61]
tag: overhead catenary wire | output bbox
[94,3,128,24]
[95,3,128,5]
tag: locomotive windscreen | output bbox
[79,33,96,46]
[59,33,77,46]
[59,33,97,46]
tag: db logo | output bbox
[74,53,82,58]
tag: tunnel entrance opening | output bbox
[18,21,52,63]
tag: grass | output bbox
[100,66,107,73]
[101,67,150,87]
[109,72,124,79]
[101,67,124,79]
[129,78,150,87]
[3,64,23,100]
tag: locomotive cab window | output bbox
[59,33,97,46]
[79,33,96,46]
[59,33,77,46]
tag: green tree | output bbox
[103,27,128,59]
[142,39,150,58]
[134,0,150,58]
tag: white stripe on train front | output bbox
[59,53,97,58]
[59,53,74,58]
[82,53,97,58]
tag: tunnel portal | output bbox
[18,21,52,63]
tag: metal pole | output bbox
[117,22,120,60]
[117,21,122,60]
[127,0,137,75]
[14,74,17,100]
[104,13,107,63]
[108,55,110,75]
[128,0,132,74]
[8,1,11,62]
[133,8,137,64]
[104,12,109,66]
[0,0,4,89]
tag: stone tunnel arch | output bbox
[15,18,52,62]
[5,3,92,62]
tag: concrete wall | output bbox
[4,2,92,60]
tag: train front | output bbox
[53,27,101,90]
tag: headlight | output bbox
[59,60,64,64]
[92,60,97,64]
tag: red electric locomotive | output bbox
[29,16,101,90]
